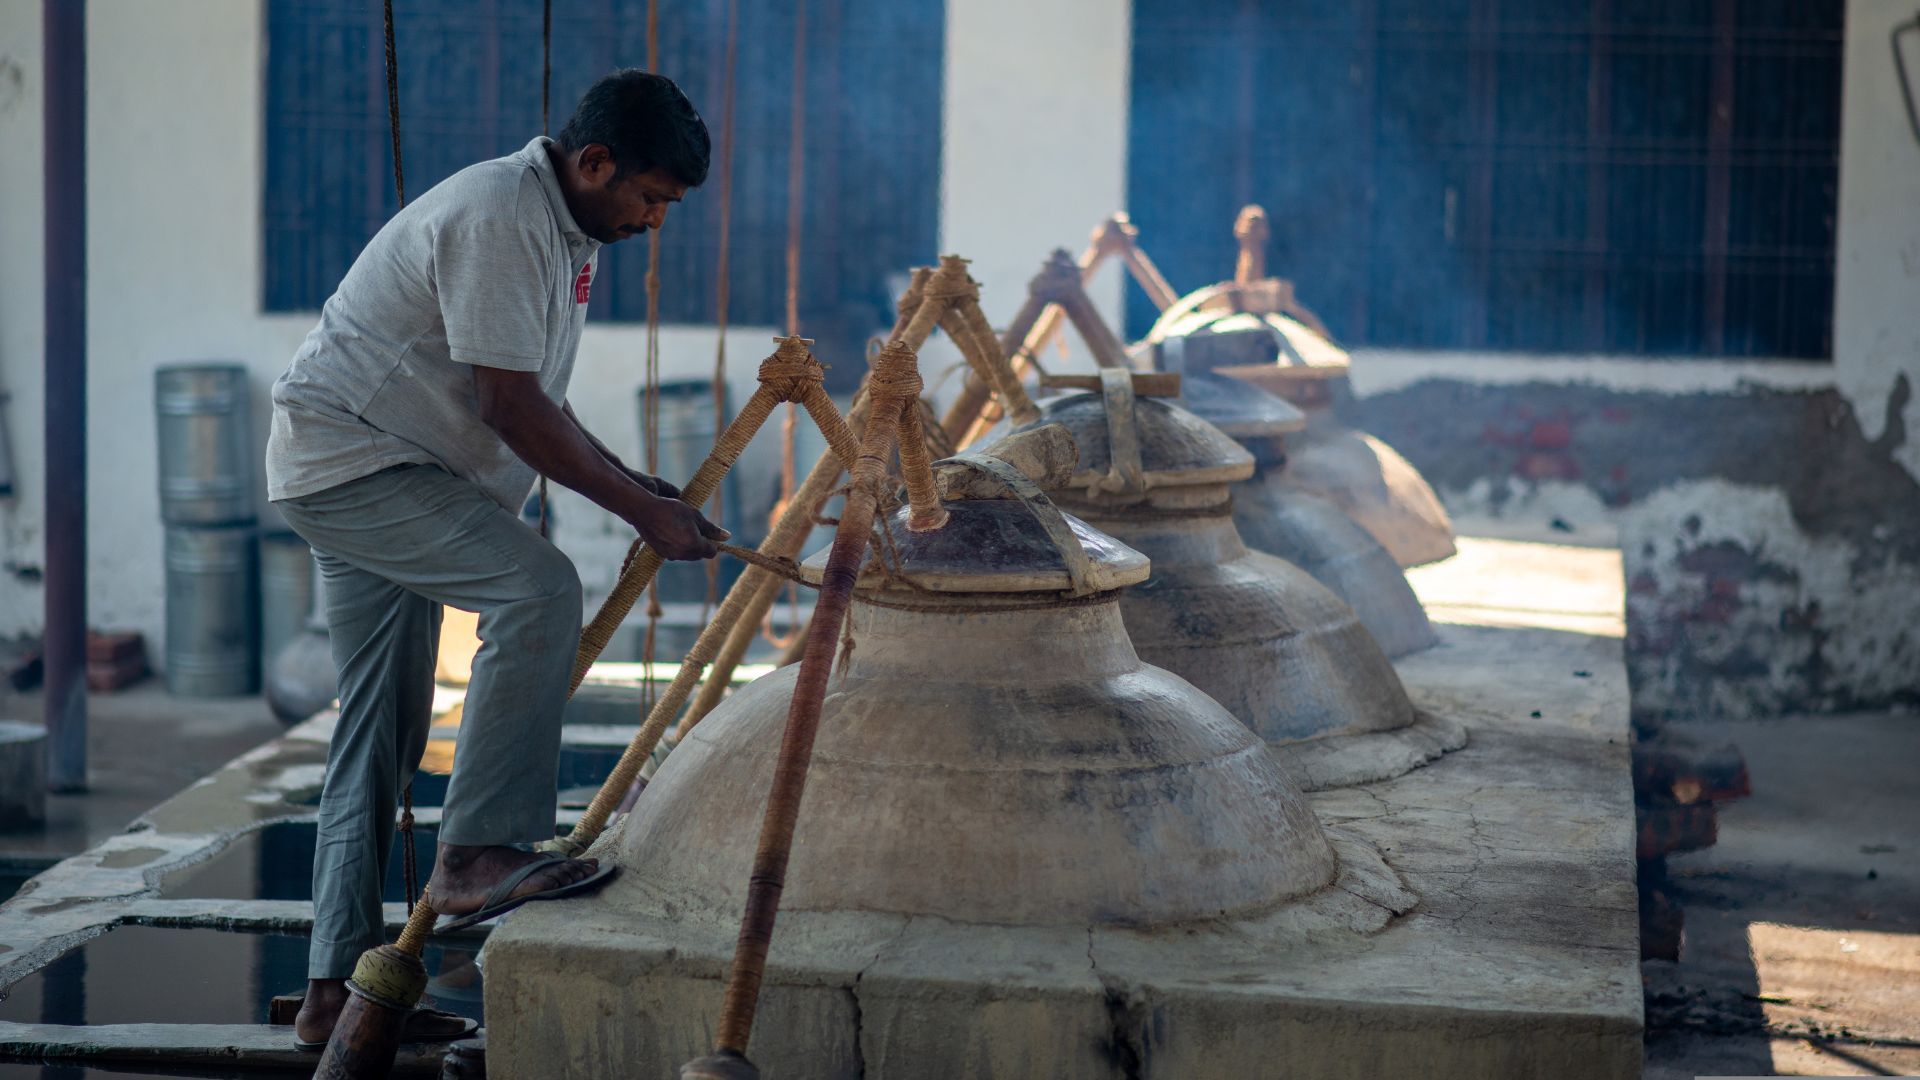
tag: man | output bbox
[266,69,727,1046]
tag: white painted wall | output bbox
[941,0,1132,335]
[0,0,786,655]
[1835,0,1920,482]
[0,0,44,639]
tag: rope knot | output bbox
[867,340,924,405]
[1233,204,1271,245]
[757,336,824,401]
[1027,248,1084,302]
[1089,214,1140,258]
[896,266,933,320]
[921,254,978,301]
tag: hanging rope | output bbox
[705,0,740,624]
[379,0,422,918]
[536,0,554,539]
[639,0,666,715]
[764,0,810,649]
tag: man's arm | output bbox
[561,402,680,500]
[476,368,724,560]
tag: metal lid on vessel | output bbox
[1177,371,1307,438]
[800,471,1150,595]
[1140,283,1351,391]
[1003,388,1255,491]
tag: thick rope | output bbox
[705,0,740,622]
[378,0,429,928]
[877,343,947,532]
[382,0,405,208]
[536,0,553,538]
[640,0,666,712]
[764,3,810,652]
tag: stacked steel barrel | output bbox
[156,364,286,697]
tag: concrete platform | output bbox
[486,595,1643,1078]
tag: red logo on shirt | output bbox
[574,263,593,304]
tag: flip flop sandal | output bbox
[435,851,619,933]
[293,1007,479,1051]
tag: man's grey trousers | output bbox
[276,464,581,979]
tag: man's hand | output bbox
[624,469,681,501]
[473,368,724,560]
[621,489,729,561]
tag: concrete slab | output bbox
[1407,535,1625,638]
[0,1021,447,1075]
[486,618,1643,1079]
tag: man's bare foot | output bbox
[428,843,601,919]
[293,978,349,1046]
[293,977,473,1046]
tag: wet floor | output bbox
[162,821,441,905]
[0,696,630,1077]
[0,1065,254,1078]
[0,925,483,1028]
[0,875,31,909]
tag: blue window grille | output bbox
[264,0,944,331]
[1128,0,1843,358]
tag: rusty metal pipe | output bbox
[42,0,87,793]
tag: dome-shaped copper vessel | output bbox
[617,465,1338,924]
[1178,372,1437,657]
[1140,286,1457,568]
[988,376,1461,789]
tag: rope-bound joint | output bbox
[921,254,979,301]
[347,944,428,1012]
[1027,249,1086,304]
[756,335,824,402]
[1089,214,1141,259]
[869,340,948,533]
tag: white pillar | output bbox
[1835,0,1920,481]
[940,0,1133,341]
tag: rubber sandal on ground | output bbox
[434,851,619,933]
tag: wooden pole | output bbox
[700,342,927,1064]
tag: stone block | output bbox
[0,721,48,829]
[486,622,1643,1079]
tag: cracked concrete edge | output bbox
[0,713,336,988]
[0,1021,448,1075]
[486,828,1427,1079]
[1281,709,1470,792]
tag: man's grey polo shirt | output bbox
[266,136,601,512]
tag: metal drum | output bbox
[259,530,313,667]
[165,524,260,696]
[638,380,743,604]
[155,364,253,525]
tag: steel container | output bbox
[259,530,313,667]
[165,523,260,696]
[637,380,743,603]
[155,364,254,525]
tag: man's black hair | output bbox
[557,69,710,187]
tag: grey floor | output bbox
[0,674,286,867]
[1643,710,1920,1078]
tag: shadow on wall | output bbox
[1344,375,1920,721]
